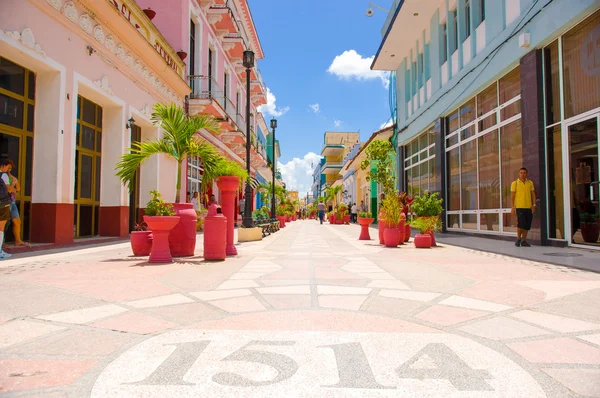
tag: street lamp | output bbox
[242,49,255,228]
[270,117,277,220]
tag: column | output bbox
[30,70,72,244]
[98,107,128,237]
[520,49,546,245]
[432,118,447,231]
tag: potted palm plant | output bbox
[143,190,179,263]
[411,192,444,246]
[357,211,374,240]
[410,216,442,248]
[116,103,221,257]
[382,191,402,247]
[336,203,348,224]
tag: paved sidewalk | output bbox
[1,220,600,396]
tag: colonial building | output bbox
[373,0,600,247]
[0,0,190,244]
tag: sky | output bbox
[252,0,394,194]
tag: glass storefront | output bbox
[544,8,600,247]
[405,127,436,197]
[187,156,203,196]
[445,67,522,234]
[74,96,102,237]
[0,57,34,242]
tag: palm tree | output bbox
[325,185,342,207]
[257,182,287,208]
[116,103,221,203]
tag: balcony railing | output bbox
[189,75,237,119]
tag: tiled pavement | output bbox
[0,221,599,396]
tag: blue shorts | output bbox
[9,202,19,219]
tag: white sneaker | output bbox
[0,251,12,260]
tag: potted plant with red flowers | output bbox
[130,221,152,257]
[410,216,442,248]
[336,203,349,224]
[411,192,444,246]
[143,190,179,263]
[357,211,375,240]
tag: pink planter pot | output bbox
[277,216,286,228]
[144,216,180,263]
[358,218,374,240]
[343,215,351,225]
[404,224,411,242]
[414,233,432,248]
[169,203,197,257]
[378,220,388,245]
[217,176,240,256]
[384,227,400,248]
[130,231,152,256]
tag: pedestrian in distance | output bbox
[351,203,358,223]
[359,200,367,213]
[0,159,14,259]
[511,167,536,247]
[317,200,326,225]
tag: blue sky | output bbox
[252,0,393,193]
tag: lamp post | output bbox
[270,117,277,220]
[242,49,254,228]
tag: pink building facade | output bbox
[0,0,189,245]
[136,0,270,209]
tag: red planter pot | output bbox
[217,176,240,256]
[358,218,374,240]
[131,231,152,256]
[581,223,600,243]
[329,215,335,224]
[343,215,351,225]
[277,216,286,228]
[378,220,387,244]
[144,216,180,263]
[168,203,197,257]
[404,224,411,242]
[384,227,400,248]
[414,233,432,248]
[203,204,227,261]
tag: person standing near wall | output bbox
[0,159,14,259]
[2,160,28,247]
[511,167,536,247]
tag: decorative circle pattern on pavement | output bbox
[91,330,545,397]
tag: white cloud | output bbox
[334,120,342,128]
[380,120,393,129]
[278,152,322,192]
[258,87,290,117]
[328,50,390,88]
[309,103,320,113]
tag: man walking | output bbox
[511,167,536,247]
[0,159,14,259]
[359,200,367,212]
[351,203,357,223]
[317,200,326,225]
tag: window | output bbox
[479,0,485,24]
[224,71,229,111]
[452,10,458,52]
[405,129,436,196]
[419,52,424,85]
[189,20,196,75]
[187,156,203,197]
[465,0,471,38]
[441,23,448,63]
[208,48,213,94]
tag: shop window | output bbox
[460,139,478,210]
[447,147,460,210]
[500,119,523,208]
[499,67,521,120]
[562,9,600,119]
[0,58,25,96]
[478,130,500,209]
[477,83,498,131]
[448,110,459,133]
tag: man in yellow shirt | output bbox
[511,167,536,247]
